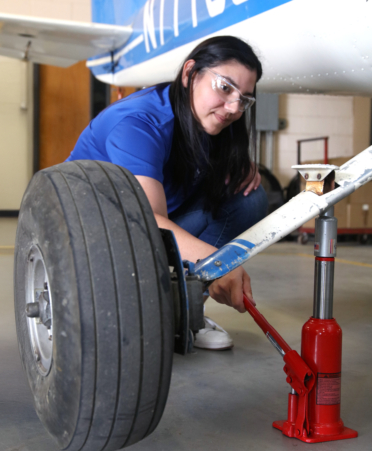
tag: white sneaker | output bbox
[194,316,234,350]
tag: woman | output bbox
[67,36,268,350]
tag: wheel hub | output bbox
[26,245,53,376]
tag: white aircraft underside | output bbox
[0,0,371,95]
[94,0,372,95]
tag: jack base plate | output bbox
[273,420,358,443]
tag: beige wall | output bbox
[0,57,33,209]
[353,96,371,156]
[272,94,371,188]
[0,1,92,210]
[0,0,91,21]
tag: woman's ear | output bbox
[181,59,196,88]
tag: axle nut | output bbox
[26,302,40,318]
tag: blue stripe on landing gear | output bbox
[193,238,256,282]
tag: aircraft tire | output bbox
[14,160,174,451]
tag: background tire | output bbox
[14,160,174,451]
[258,164,285,214]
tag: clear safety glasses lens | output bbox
[210,71,255,112]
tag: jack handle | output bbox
[243,294,315,438]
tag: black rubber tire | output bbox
[14,160,174,451]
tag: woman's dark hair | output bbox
[169,35,263,216]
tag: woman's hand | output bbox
[225,163,261,196]
[238,165,261,196]
[236,162,261,196]
[208,266,255,313]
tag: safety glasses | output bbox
[207,69,255,112]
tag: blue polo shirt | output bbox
[67,83,194,213]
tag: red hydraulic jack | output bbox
[243,206,358,443]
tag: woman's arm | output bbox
[135,175,253,313]
[135,176,216,261]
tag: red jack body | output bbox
[273,208,358,443]
[273,316,357,442]
[302,317,357,441]
[243,206,359,443]
[302,317,343,437]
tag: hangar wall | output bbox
[0,0,92,211]
[0,58,33,210]
[353,96,372,157]
[273,94,371,188]
[0,0,91,21]
[275,94,353,187]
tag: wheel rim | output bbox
[26,245,53,376]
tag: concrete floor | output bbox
[1,218,371,451]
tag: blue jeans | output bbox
[169,185,268,249]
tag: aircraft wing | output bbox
[0,13,132,67]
